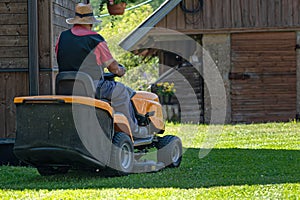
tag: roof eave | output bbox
[119,0,182,51]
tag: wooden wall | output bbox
[156,0,300,33]
[0,0,87,139]
[0,0,28,69]
[158,38,204,123]
[39,0,54,95]
[53,0,82,67]
[153,0,299,123]
[0,0,28,138]
[230,32,297,122]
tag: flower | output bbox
[154,82,176,96]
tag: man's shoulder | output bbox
[60,29,72,36]
[89,34,105,43]
[60,27,105,43]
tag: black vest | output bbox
[57,29,105,80]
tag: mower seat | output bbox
[55,71,96,98]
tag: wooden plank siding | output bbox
[157,34,204,123]
[0,1,28,69]
[156,0,300,33]
[152,0,299,123]
[0,0,85,138]
[0,72,29,138]
[0,0,28,138]
[158,52,204,123]
[230,32,296,123]
[52,0,79,67]
[38,0,55,95]
[39,0,52,70]
[0,1,26,137]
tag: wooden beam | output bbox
[28,0,39,95]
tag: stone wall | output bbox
[202,34,231,124]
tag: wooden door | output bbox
[230,32,296,123]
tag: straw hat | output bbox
[66,3,102,25]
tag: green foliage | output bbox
[94,3,152,54]
[92,3,159,90]
[100,0,139,5]
[90,0,165,17]
[1,122,300,199]
[91,0,145,26]
[121,60,159,91]
[149,0,166,10]
[88,1,167,90]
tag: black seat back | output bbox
[55,71,96,97]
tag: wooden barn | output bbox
[0,0,88,164]
[120,0,300,124]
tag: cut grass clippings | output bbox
[0,122,299,199]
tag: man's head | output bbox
[66,3,101,25]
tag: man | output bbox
[55,3,148,138]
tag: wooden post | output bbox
[28,0,39,95]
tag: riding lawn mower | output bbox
[13,70,182,176]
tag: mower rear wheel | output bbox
[157,135,182,168]
[109,132,134,175]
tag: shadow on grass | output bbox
[1,148,299,190]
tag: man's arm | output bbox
[107,61,125,77]
[94,41,125,77]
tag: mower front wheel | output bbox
[109,132,134,175]
[157,135,182,168]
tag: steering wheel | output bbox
[103,72,116,81]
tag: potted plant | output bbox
[153,82,176,104]
[99,0,135,16]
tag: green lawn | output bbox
[1,122,299,199]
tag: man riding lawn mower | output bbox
[13,3,182,176]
